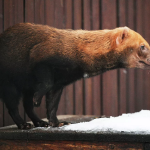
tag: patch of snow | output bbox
[60,110,150,134]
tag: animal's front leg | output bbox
[46,87,70,127]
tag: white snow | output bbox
[60,110,150,134]
[33,110,150,134]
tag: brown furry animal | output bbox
[0,23,150,129]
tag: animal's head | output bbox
[114,27,150,69]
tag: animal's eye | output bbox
[141,45,145,50]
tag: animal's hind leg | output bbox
[23,90,49,127]
[2,84,32,129]
[46,87,70,127]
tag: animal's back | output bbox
[0,23,58,74]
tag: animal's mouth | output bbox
[139,61,150,67]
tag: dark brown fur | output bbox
[0,23,150,129]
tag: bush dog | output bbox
[0,23,150,129]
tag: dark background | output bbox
[0,0,150,127]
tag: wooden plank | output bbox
[57,89,66,114]
[73,0,84,115]
[14,0,24,24]
[4,0,12,29]
[91,0,101,115]
[34,0,44,24]
[92,0,100,30]
[65,0,72,29]
[0,140,144,150]
[126,0,135,113]
[65,84,74,114]
[0,0,3,34]
[54,0,66,115]
[0,0,4,127]
[118,0,127,114]
[64,0,74,115]
[3,0,10,126]
[24,0,34,122]
[54,0,65,29]
[101,0,118,116]
[143,0,150,110]
[4,0,19,125]
[24,0,35,23]
[119,69,127,114]
[83,0,93,115]
[45,0,55,26]
[34,0,46,119]
[13,0,25,122]
[135,0,144,112]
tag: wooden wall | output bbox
[0,0,150,126]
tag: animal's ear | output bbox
[116,27,129,46]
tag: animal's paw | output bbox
[18,123,33,129]
[49,121,71,127]
[34,121,49,127]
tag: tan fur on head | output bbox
[74,26,150,72]
[113,27,150,69]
